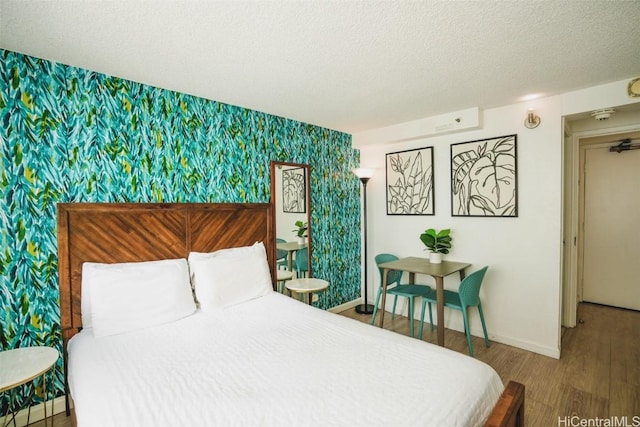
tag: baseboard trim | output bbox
[433,323,561,359]
[442,322,561,359]
[442,321,561,359]
[328,298,361,313]
[7,395,67,426]
[332,302,561,359]
[488,333,560,359]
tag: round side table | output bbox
[285,278,329,305]
[0,346,59,426]
[276,269,294,293]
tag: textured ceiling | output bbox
[1,1,639,134]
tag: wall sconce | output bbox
[524,109,541,129]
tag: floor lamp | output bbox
[354,168,375,315]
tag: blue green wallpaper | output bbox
[0,49,361,410]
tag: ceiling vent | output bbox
[591,108,615,121]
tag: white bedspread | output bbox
[68,292,503,426]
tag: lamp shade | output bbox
[353,168,374,179]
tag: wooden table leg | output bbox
[379,268,389,328]
[436,276,445,347]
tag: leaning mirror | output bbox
[270,161,312,283]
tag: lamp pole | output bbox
[354,169,375,314]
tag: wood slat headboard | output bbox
[57,203,275,338]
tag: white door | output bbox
[582,144,640,310]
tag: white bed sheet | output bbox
[68,292,503,426]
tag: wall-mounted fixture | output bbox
[609,138,640,153]
[352,107,480,147]
[524,109,541,129]
[591,108,615,121]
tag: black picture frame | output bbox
[450,134,518,217]
[282,167,306,213]
[385,146,435,215]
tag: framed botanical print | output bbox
[450,134,518,217]
[386,146,435,215]
[282,167,306,213]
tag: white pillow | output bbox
[188,242,273,310]
[82,258,196,337]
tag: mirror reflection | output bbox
[270,161,312,289]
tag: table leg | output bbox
[287,253,293,271]
[43,371,49,427]
[408,272,416,337]
[3,373,46,427]
[51,374,55,427]
[436,277,445,346]
[408,298,415,338]
[379,268,389,328]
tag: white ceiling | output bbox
[1,1,639,134]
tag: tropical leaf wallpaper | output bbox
[0,49,360,412]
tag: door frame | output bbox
[563,123,640,327]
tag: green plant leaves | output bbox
[419,228,452,254]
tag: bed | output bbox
[57,203,524,426]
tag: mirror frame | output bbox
[270,161,312,278]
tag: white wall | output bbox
[353,77,640,359]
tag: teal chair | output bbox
[295,247,309,278]
[418,266,490,357]
[371,253,434,338]
[276,238,288,270]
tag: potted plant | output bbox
[419,228,452,264]
[293,220,308,244]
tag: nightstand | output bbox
[1,346,59,426]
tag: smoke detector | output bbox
[591,108,615,121]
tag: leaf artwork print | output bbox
[282,167,306,213]
[451,134,518,217]
[386,147,434,215]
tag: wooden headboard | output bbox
[57,203,274,339]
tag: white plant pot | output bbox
[297,236,305,245]
[430,252,443,264]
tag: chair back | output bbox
[374,253,402,286]
[458,266,488,307]
[295,247,309,275]
[276,238,287,260]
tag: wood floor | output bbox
[40,302,638,427]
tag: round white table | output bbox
[276,269,294,293]
[276,241,307,271]
[0,346,59,426]
[285,278,329,305]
